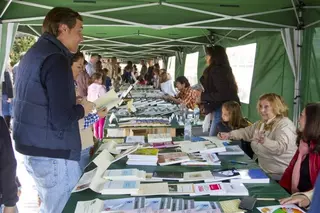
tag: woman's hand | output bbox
[218,132,230,140]
[253,130,265,144]
[279,195,310,208]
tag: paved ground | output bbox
[13,139,39,213]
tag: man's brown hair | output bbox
[42,7,83,37]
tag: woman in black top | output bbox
[199,45,240,136]
[0,116,18,213]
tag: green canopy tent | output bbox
[1,0,320,123]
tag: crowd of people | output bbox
[1,6,320,213]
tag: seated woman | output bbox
[214,101,250,136]
[280,103,320,194]
[160,71,177,96]
[219,93,297,180]
[164,76,200,110]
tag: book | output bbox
[194,201,221,212]
[158,152,190,166]
[218,145,245,155]
[152,171,184,181]
[101,180,140,195]
[128,148,159,159]
[131,182,169,196]
[230,168,270,184]
[94,89,121,111]
[257,204,306,213]
[219,199,244,213]
[181,153,221,166]
[126,136,145,144]
[148,133,172,143]
[179,141,226,154]
[192,182,225,196]
[181,171,214,182]
[168,184,195,195]
[205,169,241,182]
[221,183,249,196]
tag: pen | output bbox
[229,160,248,165]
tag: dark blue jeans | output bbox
[1,94,12,116]
[209,107,222,136]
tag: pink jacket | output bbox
[76,71,90,97]
[87,83,107,102]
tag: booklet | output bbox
[132,182,169,196]
[101,180,140,195]
[181,171,214,182]
[257,204,306,213]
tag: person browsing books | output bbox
[160,71,177,97]
[71,52,108,171]
[218,93,297,180]
[215,101,250,136]
[280,103,320,194]
[163,76,199,110]
[87,72,107,140]
[13,8,96,213]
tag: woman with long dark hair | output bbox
[199,45,240,136]
[280,103,320,193]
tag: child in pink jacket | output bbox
[87,73,107,139]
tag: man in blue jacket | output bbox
[13,7,93,213]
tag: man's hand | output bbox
[97,108,108,118]
[81,99,94,115]
[7,98,12,103]
[3,206,16,213]
[279,195,310,208]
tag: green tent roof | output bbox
[1,0,320,59]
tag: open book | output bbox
[94,89,121,111]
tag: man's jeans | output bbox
[24,156,81,213]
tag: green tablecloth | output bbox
[63,152,289,213]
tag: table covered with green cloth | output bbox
[63,151,289,212]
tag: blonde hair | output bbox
[159,72,171,83]
[257,93,288,117]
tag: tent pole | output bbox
[0,0,13,18]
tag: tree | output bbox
[10,35,36,66]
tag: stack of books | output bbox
[127,148,159,166]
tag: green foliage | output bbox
[10,36,36,66]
